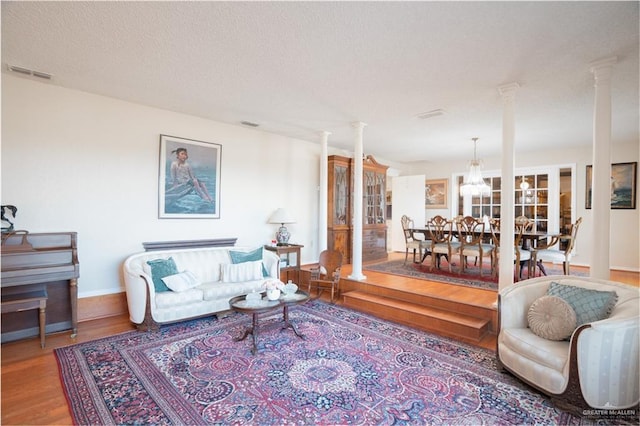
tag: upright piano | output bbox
[1,231,79,343]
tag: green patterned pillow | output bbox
[547,282,618,327]
[146,257,179,293]
[229,247,269,277]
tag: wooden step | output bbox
[342,290,490,342]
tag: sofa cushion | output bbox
[229,247,269,277]
[198,280,266,301]
[528,295,577,341]
[146,257,179,293]
[501,327,569,372]
[155,288,204,309]
[547,281,618,326]
[221,261,263,283]
[161,270,200,292]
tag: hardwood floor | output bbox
[1,314,135,425]
[1,255,637,425]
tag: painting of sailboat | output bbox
[586,162,636,209]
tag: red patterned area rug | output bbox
[364,259,584,291]
[53,300,611,425]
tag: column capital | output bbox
[320,130,332,137]
[351,121,367,129]
[498,82,520,98]
[589,56,617,74]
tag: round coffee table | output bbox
[229,290,310,354]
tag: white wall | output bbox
[1,75,323,297]
[390,175,425,252]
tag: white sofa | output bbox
[123,246,279,329]
[498,275,639,413]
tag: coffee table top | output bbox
[229,290,310,313]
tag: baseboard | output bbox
[78,292,128,322]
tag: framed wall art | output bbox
[585,162,636,209]
[158,134,222,218]
[425,178,448,209]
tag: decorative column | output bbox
[349,122,367,280]
[498,82,520,291]
[589,57,616,279]
[318,131,330,253]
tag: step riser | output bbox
[341,280,497,334]
[343,295,489,341]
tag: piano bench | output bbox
[1,288,48,348]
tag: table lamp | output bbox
[268,208,296,246]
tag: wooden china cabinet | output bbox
[327,155,388,264]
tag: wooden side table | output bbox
[264,244,303,284]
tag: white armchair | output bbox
[498,275,639,414]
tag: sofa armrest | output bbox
[577,316,639,409]
[498,278,551,329]
[122,260,156,324]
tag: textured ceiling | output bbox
[2,1,638,163]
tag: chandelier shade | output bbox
[460,137,490,196]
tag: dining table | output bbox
[409,225,561,275]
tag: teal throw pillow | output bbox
[146,257,179,293]
[229,247,269,277]
[547,281,618,327]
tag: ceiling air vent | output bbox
[240,121,259,127]
[8,64,52,80]
[416,109,445,120]
[8,65,31,75]
[32,70,52,80]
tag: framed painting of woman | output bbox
[158,134,222,218]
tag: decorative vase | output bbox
[276,225,290,245]
[266,289,281,300]
[283,283,298,295]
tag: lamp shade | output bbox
[268,208,296,224]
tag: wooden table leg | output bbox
[70,278,78,338]
[234,312,259,355]
[282,305,305,339]
[39,300,46,349]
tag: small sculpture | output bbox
[1,205,17,232]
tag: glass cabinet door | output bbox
[375,172,385,223]
[363,170,386,224]
[333,164,349,226]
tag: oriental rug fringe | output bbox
[57,300,603,425]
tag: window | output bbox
[457,176,501,219]
[454,165,573,235]
[514,174,548,233]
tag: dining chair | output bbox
[400,215,430,265]
[514,216,534,279]
[427,215,460,273]
[491,217,533,280]
[308,249,343,303]
[531,217,583,276]
[457,216,495,276]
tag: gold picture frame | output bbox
[425,179,448,209]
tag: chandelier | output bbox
[460,137,491,196]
